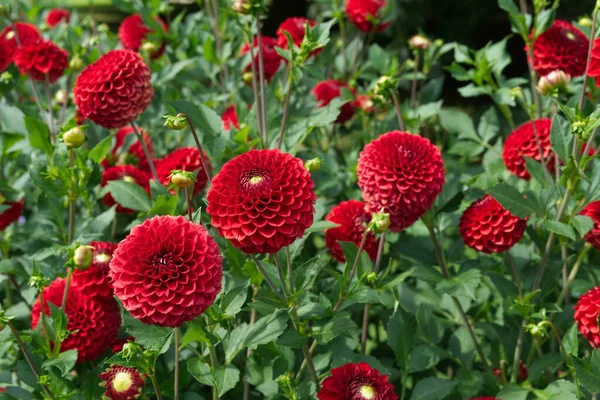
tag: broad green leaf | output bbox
[188,358,213,386]
[148,194,179,216]
[495,385,531,400]
[42,349,77,377]
[524,157,550,186]
[571,215,594,238]
[294,256,321,293]
[107,180,151,212]
[340,241,372,284]
[563,324,579,357]
[486,183,540,218]
[417,304,444,344]
[408,344,442,373]
[220,280,250,317]
[387,307,416,372]
[277,329,309,348]
[498,0,519,15]
[213,364,240,396]
[439,108,477,141]
[540,220,576,241]
[436,269,481,300]
[573,351,600,392]
[179,319,210,350]
[123,311,173,352]
[24,117,53,155]
[313,315,356,345]
[550,115,572,164]
[410,377,457,400]
[305,220,340,234]
[478,107,500,143]
[168,100,222,138]
[88,133,114,164]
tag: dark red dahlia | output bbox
[207,149,316,254]
[222,105,240,130]
[0,198,23,231]
[31,278,121,362]
[0,23,40,71]
[74,50,154,129]
[240,36,282,82]
[502,119,553,180]
[588,38,600,86]
[46,9,70,27]
[100,365,145,400]
[345,0,390,33]
[101,165,151,214]
[276,17,321,57]
[118,14,168,59]
[13,39,68,83]
[532,20,589,77]
[155,147,211,194]
[312,80,356,124]
[574,286,600,348]
[357,131,445,232]
[109,215,223,327]
[325,200,378,263]
[459,195,527,254]
[71,241,118,300]
[579,201,600,249]
[317,362,397,400]
[103,126,154,170]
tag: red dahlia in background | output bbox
[240,36,282,82]
[100,365,145,400]
[0,23,40,71]
[470,398,498,400]
[325,200,378,263]
[103,126,154,170]
[587,38,600,85]
[111,336,134,353]
[345,0,390,33]
[574,286,600,348]
[502,118,553,180]
[459,195,527,254]
[318,362,397,400]
[155,147,211,194]
[118,14,168,59]
[31,278,121,362]
[222,105,240,130]
[579,201,600,249]
[101,165,151,213]
[46,9,70,27]
[13,39,68,83]
[207,149,316,254]
[277,17,321,57]
[109,216,223,327]
[0,198,23,231]
[357,131,445,232]
[74,50,154,129]
[312,80,357,124]
[532,20,589,77]
[72,241,118,300]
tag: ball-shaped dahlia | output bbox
[13,39,68,83]
[71,241,118,300]
[588,38,600,86]
[276,17,321,57]
[100,365,145,400]
[101,165,151,214]
[345,0,390,33]
[207,149,316,254]
[109,216,223,327]
[532,20,589,77]
[46,9,70,27]
[103,126,154,170]
[312,80,357,124]
[325,200,378,263]
[74,50,154,129]
[574,286,600,348]
[118,14,168,59]
[31,278,121,362]
[240,36,282,82]
[459,195,527,254]
[222,105,240,131]
[579,201,600,249]
[357,131,445,232]
[0,198,23,231]
[155,147,211,194]
[317,362,398,400]
[0,23,40,71]
[502,119,553,180]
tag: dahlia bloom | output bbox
[74,50,154,129]
[587,38,600,85]
[46,9,70,27]
[0,23,40,71]
[118,14,168,59]
[155,147,211,194]
[312,80,356,124]
[502,119,553,180]
[99,365,145,400]
[109,216,223,327]
[222,105,240,131]
[532,20,589,77]
[207,149,316,254]
[0,198,23,231]
[31,278,121,362]
[71,241,118,300]
[101,165,152,213]
[276,17,321,57]
[357,131,445,232]
[13,39,68,83]
[345,0,390,33]
[574,286,600,348]
[459,195,527,254]
[103,126,154,171]
[356,94,375,113]
[579,201,600,249]
[240,36,282,82]
[317,362,397,400]
[536,69,571,95]
[325,200,378,263]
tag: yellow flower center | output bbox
[6,32,14,40]
[249,175,263,184]
[123,175,136,183]
[95,253,111,264]
[566,31,576,41]
[360,385,375,399]
[112,371,133,393]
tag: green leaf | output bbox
[313,315,356,345]
[42,349,77,377]
[439,108,477,141]
[496,385,531,400]
[168,100,222,138]
[24,117,53,155]
[571,215,594,238]
[540,220,576,241]
[436,269,482,300]
[305,220,340,234]
[88,134,114,164]
[213,364,240,396]
[179,319,210,350]
[524,157,550,186]
[387,307,416,372]
[107,180,151,212]
[220,280,250,317]
[498,0,519,14]
[188,358,213,386]
[277,329,309,348]
[123,311,173,352]
[148,194,179,216]
[563,324,579,358]
[550,115,572,164]
[573,351,600,392]
[340,241,371,284]
[486,183,539,218]
[410,377,457,400]
[408,344,442,373]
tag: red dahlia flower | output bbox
[222,105,240,130]
[502,119,553,180]
[325,200,378,263]
[277,17,321,57]
[579,201,600,249]
[357,131,445,232]
[587,38,600,85]
[13,39,68,83]
[71,241,118,300]
[109,216,223,327]
[101,165,152,213]
[532,20,589,77]
[207,149,316,254]
[155,147,211,194]
[240,36,282,82]
[74,50,154,129]
[100,365,145,400]
[0,198,23,231]
[345,0,390,33]
[0,23,40,71]
[46,9,70,27]
[312,80,357,124]
[317,362,398,400]
[31,278,121,362]
[574,286,600,348]
[459,195,527,254]
[103,126,154,170]
[118,14,168,59]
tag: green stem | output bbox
[360,233,385,355]
[130,121,159,182]
[557,244,591,304]
[540,321,582,398]
[255,18,268,145]
[174,328,180,400]
[249,254,287,304]
[391,91,406,131]
[68,149,76,243]
[149,373,164,400]
[39,290,52,353]
[208,343,219,400]
[181,114,212,184]
[277,66,293,149]
[185,187,193,221]
[410,52,420,109]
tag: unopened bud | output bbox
[170,170,196,188]
[433,39,444,47]
[73,245,94,270]
[141,41,158,55]
[69,56,83,71]
[367,272,377,285]
[510,87,523,101]
[163,113,187,130]
[579,17,593,27]
[374,76,394,96]
[409,34,431,50]
[63,127,86,148]
[304,158,322,172]
[371,210,390,233]
[536,69,571,96]
[232,0,251,14]
[242,71,254,86]
[0,71,12,83]
[54,89,68,106]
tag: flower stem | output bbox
[557,244,591,304]
[58,73,72,126]
[255,19,269,145]
[391,91,406,131]
[249,254,287,304]
[207,341,219,400]
[39,290,52,353]
[541,321,583,398]
[185,187,193,221]
[285,247,294,293]
[519,0,542,119]
[273,256,288,299]
[410,52,420,109]
[61,268,73,311]
[510,325,525,383]
[130,121,159,182]
[243,20,264,145]
[277,67,293,149]
[67,149,76,243]
[181,114,212,184]
[505,252,522,298]
[361,233,385,355]
[44,79,56,140]
[174,328,180,400]
[149,373,164,400]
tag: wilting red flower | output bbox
[357,131,445,232]
[46,9,70,27]
[0,198,23,231]
[13,39,68,83]
[502,119,553,180]
[31,278,121,362]
[325,200,378,263]
[103,126,154,170]
[312,80,357,124]
[71,242,118,300]
[111,336,135,353]
[155,147,211,194]
[222,105,240,130]
[459,195,527,254]
[0,23,40,71]
[574,286,600,348]
[109,216,223,327]
[345,0,390,33]
[100,365,145,400]
[277,17,321,57]
[74,50,154,129]
[318,362,397,400]
[240,36,282,82]
[101,165,151,213]
[532,20,589,77]
[207,149,316,254]
[579,201,600,249]
[119,14,168,59]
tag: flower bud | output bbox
[63,127,86,148]
[170,170,196,188]
[536,69,571,96]
[579,17,593,27]
[433,39,444,47]
[304,158,322,172]
[163,113,187,130]
[371,210,390,233]
[0,71,12,83]
[367,272,377,285]
[141,41,158,55]
[374,76,391,95]
[510,87,524,101]
[242,71,254,86]
[232,0,251,14]
[73,245,94,270]
[69,56,83,71]
[54,89,68,106]
[409,34,431,50]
